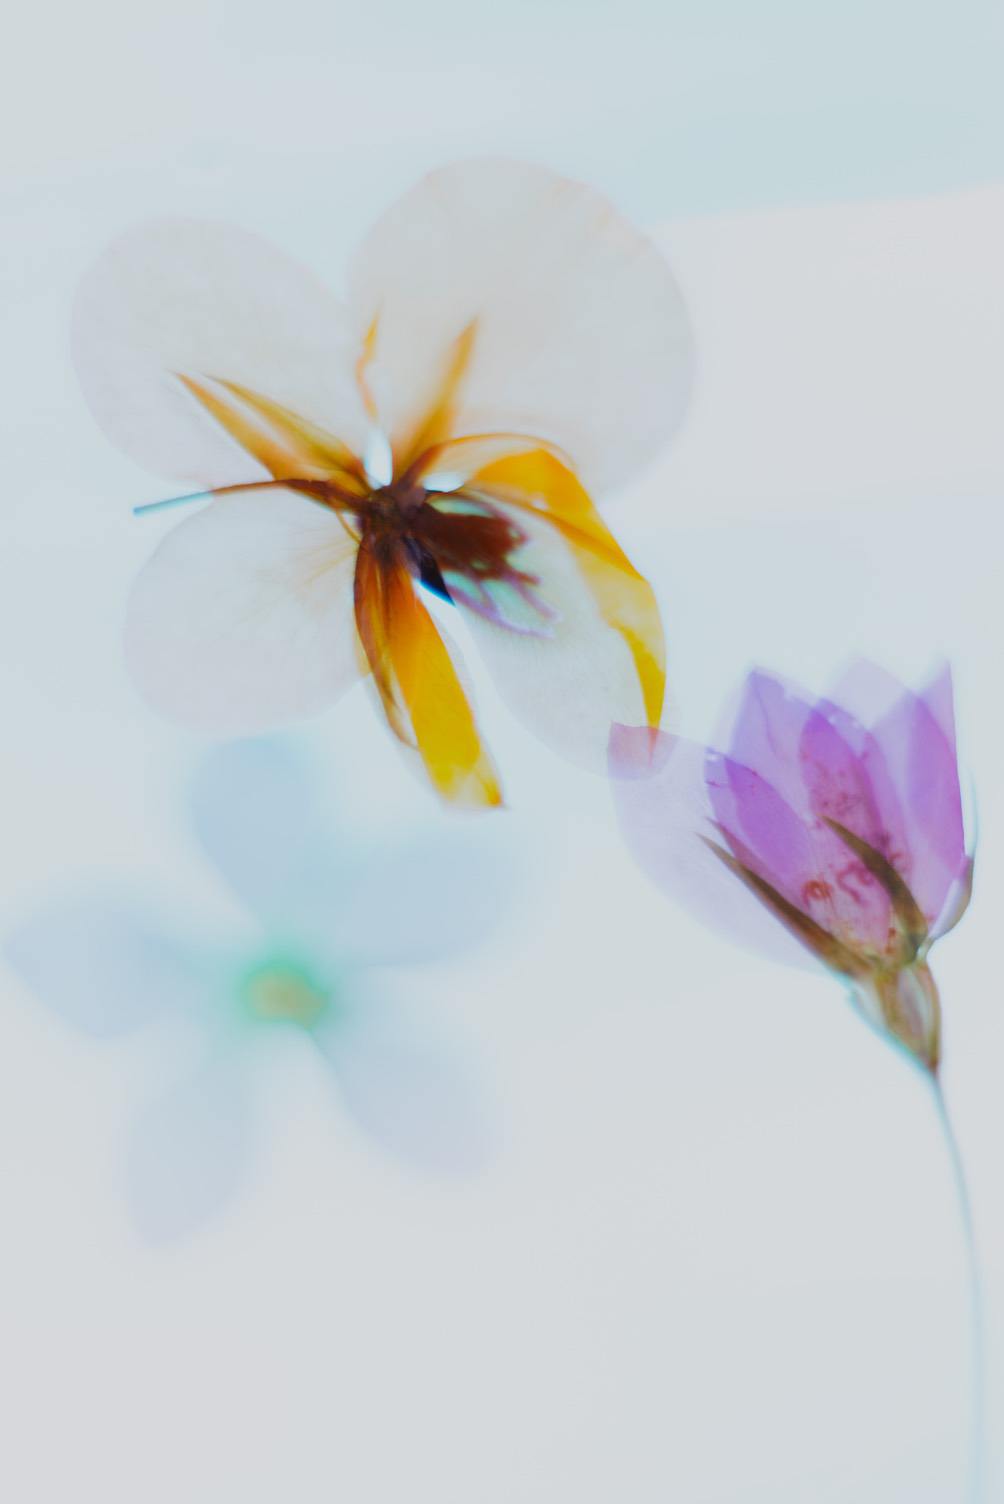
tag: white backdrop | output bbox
[2,3,1003,1500]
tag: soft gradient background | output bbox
[2,2,1003,1500]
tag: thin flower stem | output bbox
[931,1078,985,1504]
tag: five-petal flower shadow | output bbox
[5,739,511,1240]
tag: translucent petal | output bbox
[473,449,664,723]
[348,159,693,493]
[73,216,368,488]
[4,893,209,1037]
[354,542,503,809]
[176,376,367,496]
[919,663,959,756]
[810,696,912,888]
[125,1058,255,1241]
[459,495,660,771]
[331,824,517,967]
[190,739,513,966]
[883,692,966,927]
[315,1013,491,1174]
[932,856,974,940]
[831,662,967,927]
[608,727,817,970]
[723,672,896,953]
[725,672,819,822]
[125,487,362,734]
[189,738,345,924]
[707,749,894,959]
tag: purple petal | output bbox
[809,697,911,880]
[724,674,905,954]
[868,676,966,925]
[725,672,817,820]
[920,663,958,755]
[798,704,887,849]
[824,661,968,926]
[608,729,816,969]
[705,751,817,909]
[710,743,897,956]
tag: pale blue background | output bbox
[1,3,1003,1501]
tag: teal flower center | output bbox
[240,957,332,1029]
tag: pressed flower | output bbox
[73,160,693,808]
[5,740,508,1239]
[610,662,983,1494]
[610,663,972,1070]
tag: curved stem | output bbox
[931,1078,986,1503]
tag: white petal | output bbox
[74,217,368,487]
[331,823,517,967]
[460,507,652,771]
[125,488,361,734]
[4,892,210,1037]
[349,159,693,492]
[316,1012,492,1175]
[125,1059,256,1242]
[189,738,341,922]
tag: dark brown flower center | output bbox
[356,481,547,629]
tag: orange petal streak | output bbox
[410,430,574,486]
[354,542,503,809]
[355,317,381,423]
[179,375,368,497]
[393,321,477,483]
[471,449,666,728]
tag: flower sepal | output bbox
[851,960,942,1074]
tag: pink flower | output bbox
[610,663,973,1072]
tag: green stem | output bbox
[931,1079,985,1503]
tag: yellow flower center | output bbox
[241,959,331,1028]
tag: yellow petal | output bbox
[354,542,503,810]
[472,448,666,729]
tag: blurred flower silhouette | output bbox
[5,740,508,1240]
[611,662,985,1496]
[610,663,972,1073]
[73,160,693,808]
